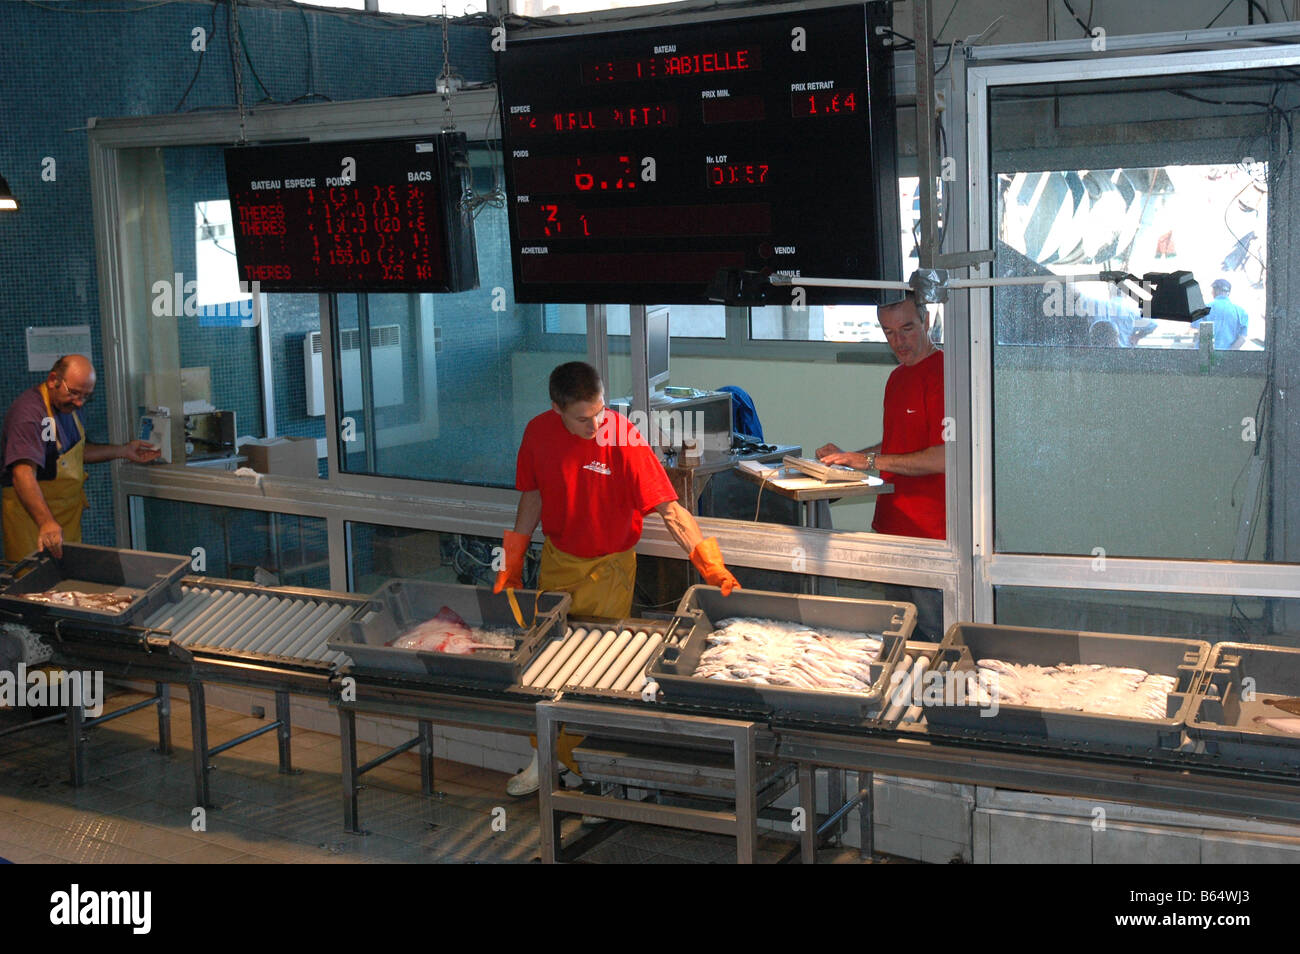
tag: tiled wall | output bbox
[0,0,496,545]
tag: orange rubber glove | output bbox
[493,530,531,593]
[690,537,740,596]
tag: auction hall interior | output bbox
[1,0,1299,866]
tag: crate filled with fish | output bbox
[920,623,1209,751]
[521,616,689,703]
[1186,643,1300,772]
[0,542,190,626]
[333,580,570,686]
[648,586,917,721]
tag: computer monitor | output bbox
[647,306,670,394]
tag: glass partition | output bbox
[131,497,329,589]
[989,67,1288,562]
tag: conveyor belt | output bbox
[521,623,679,695]
[142,583,354,666]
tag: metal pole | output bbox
[913,0,939,268]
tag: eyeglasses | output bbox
[55,378,94,403]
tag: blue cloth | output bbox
[1192,295,1249,350]
[717,386,763,441]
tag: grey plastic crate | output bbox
[1187,643,1300,771]
[923,623,1208,751]
[648,585,916,721]
[0,543,189,626]
[331,580,570,686]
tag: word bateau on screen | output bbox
[224,135,478,294]
[497,2,900,305]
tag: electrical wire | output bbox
[1060,0,1092,35]
[937,0,961,40]
[174,0,219,112]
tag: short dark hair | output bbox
[879,294,926,324]
[549,361,603,408]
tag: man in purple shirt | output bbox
[1,355,159,560]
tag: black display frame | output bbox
[223,134,478,294]
[496,2,900,305]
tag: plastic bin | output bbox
[1187,642,1300,772]
[648,585,916,721]
[332,580,570,686]
[923,623,1208,751]
[0,543,189,626]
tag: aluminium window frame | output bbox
[967,38,1300,625]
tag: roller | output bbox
[596,631,647,690]
[143,588,204,630]
[521,634,567,685]
[242,600,318,654]
[194,593,269,647]
[256,602,331,656]
[172,590,242,642]
[567,629,619,686]
[225,598,293,650]
[885,655,930,722]
[583,629,633,687]
[613,633,663,691]
[905,659,947,724]
[530,627,588,687]
[546,629,603,690]
[280,604,350,658]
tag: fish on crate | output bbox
[20,590,135,612]
[1253,715,1300,735]
[974,659,1177,720]
[691,616,884,693]
[387,605,517,655]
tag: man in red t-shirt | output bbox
[494,361,739,794]
[816,295,946,640]
[816,295,946,539]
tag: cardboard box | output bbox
[240,437,319,479]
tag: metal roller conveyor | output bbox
[546,629,603,690]
[583,629,634,687]
[280,603,352,659]
[531,627,589,688]
[143,589,206,632]
[220,596,291,651]
[27,564,375,813]
[597,631,648,690]
[170,589,243,643]
[226,596,297,651]
[196,593,272,648]
[244,600,319,655]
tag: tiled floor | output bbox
[0,689,865,864]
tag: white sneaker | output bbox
[581,815,609,826]
[506,752,540,797]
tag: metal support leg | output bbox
[339,707,362,834]
[189,681,211,809]
[861,770,874,859]
[537,705,563,864]
[275,690,292,773]
[799,762,817,864]
[734,722,757,864]
[828,768,845,843]
[156,682,171,755]
[67,702,85,787]
[418,720,435,796]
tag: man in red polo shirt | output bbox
[816,295,946,639]
[494,360,739,795]
[816,295,945,539]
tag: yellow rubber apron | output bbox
[2,383,86,561]
[538,537,636,619]
[527,538,637,774]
